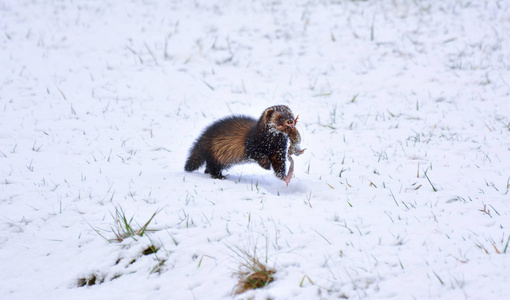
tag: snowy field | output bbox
[1,0,509,299]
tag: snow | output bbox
[1,0,509,299]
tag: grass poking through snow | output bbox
[110,206,161,242]
[228,245,276,295]
[87,206,162,243]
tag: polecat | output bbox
[184,105,304,184]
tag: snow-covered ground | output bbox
[1,0,509,299]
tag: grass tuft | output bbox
[88,206,162,243]
[142,245,159,256]
[77,273,104,287]
[150,259,167,275]
[229,246,276,295]
[234,262,275,295]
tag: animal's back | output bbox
[201,116,256,165]
[184,116,256,173]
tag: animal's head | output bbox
[262,105,298,133]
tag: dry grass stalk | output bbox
[234,257,275,295]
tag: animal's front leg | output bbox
[270,152,287,183]
[256,155,271,170]
[248,151,271,170]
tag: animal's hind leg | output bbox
[205,160,226,179]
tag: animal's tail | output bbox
[184,142,205,172]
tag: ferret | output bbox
[184,105,305,184]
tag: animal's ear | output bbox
[262,107,276,122]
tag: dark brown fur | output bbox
[185,105,297,181]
